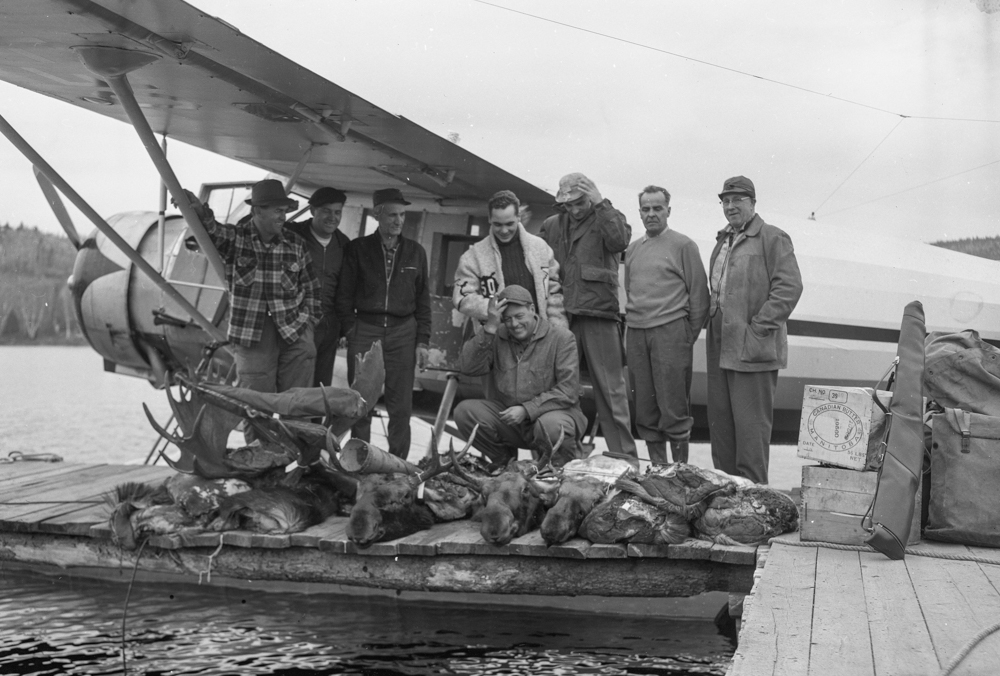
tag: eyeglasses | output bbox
[720,197,750,207]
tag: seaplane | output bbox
[2,0,999,443]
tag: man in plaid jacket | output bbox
[186,179,321,393]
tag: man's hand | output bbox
[576,175,603,205]
[483,296,508,335]
[171,189,212,224]
[500,405,528,425]
[416,344,431,370]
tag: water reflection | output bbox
[0,567,734,675]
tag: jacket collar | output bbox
[715,213,762,241]
[488,223,527,252]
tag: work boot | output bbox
[646,441,669,465]
[669,438,690,464]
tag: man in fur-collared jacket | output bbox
[452,190,567,330]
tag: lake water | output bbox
[0,346,737,675]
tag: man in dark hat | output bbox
[286,187,351,387]
[454,284,587,467]
[181,179,320,393]
[335,188,431,458]
[540,172,637,465]
[707,176,802,484]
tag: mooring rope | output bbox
[768,537,1000,566]
[120,538,148,676]
[766,537,1000,675]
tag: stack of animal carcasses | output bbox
[342,427,481,548]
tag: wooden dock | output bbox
[730,532,1000,676]
[0,462,758,599]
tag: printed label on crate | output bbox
[804,402,864,452]
[797,385,876,470]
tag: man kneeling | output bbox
[454,285,587,467]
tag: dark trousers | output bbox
[347,317,416,458]
[571,315,637,458]
[706,312,777,484]
[627,319,694,443]
[454,399,584,467]
[233,315,315,393]
[312,315,341,387]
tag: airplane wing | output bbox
[0,0,553,208]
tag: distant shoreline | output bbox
[0,336,88,347]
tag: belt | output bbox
[356,312,413,328]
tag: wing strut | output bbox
[285,144,317,195]
[0,112,229,348]
[73,45,227,286]
[32,167,81,250]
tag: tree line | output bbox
[0,224,81,343]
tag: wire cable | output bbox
[813,118,905,215]
[471,0,1000,124]
[821,158,1000,218]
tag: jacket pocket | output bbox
[740,324,778,363]
[234,257,256,287]
[580,265,617,285]
[281,261,302,293]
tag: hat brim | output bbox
[554,189,584,204]
[377,198,412,207]
[245,198,300,209]
[718,190,754,200]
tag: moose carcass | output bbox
[539,454,637,546]
[345,427,479,548]
[452,456,554,546]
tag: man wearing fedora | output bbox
[335,188,431,459]
[184,178,321,393]
[540,173,637,465]
[287,187,351,387]
[707,176,802,484]
[454,285,587,468]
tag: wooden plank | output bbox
[0,464,115,503]
[585,543,627,559]
[0,462,90,486]
[177,531,222,549]
[802,465,878,492]
[11,466,173,533]
[809,547,874,676]
[628,543,671,558]
[545,537,591,560]
[395,521,470,556]
[506,530,550,557]
[249,533,291,549]
[667,538,713,560]
[435,521,509,556]
[221,530,254,548]
[860,551,938,676]
[316,518,350,554]
[730,541,816,676]
[710,543,757,566]
[907,547,1000,673]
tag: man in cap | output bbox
[453,189,566,330]
[335,188,431,458]
[540,173,637,464]
[624,186,709,465]
[182,178,320,393]
[454,284,587,467]
[286,187,351,387]
[707,176,802,484]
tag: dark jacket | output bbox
[285,219,350,321]
[460,318,587,429]
[708,214,802,372]
[335,232,432,345]
[540,200,631,320]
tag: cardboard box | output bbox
[797,385,891,470]
[801,465,921,546]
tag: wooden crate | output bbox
[801,465,921,546]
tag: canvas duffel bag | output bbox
[925,407,1000,547]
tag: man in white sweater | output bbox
[452,190,566,330]
[624,186,710,464]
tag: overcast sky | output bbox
[0,0,997,245]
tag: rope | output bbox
[198,540,225,585]
[938,621,1000,676]
[769,537,1000,566]
[0,501,104,505]
[120,538,148,676]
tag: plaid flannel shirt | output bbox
[204,217,321,347]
